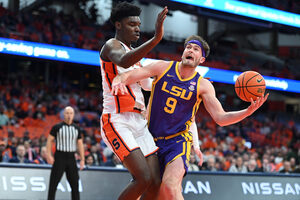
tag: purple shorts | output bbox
[155,132,193,177]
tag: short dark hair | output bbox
[184,35,210,58]
[110,1,141,25]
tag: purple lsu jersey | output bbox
[148,61,203,138]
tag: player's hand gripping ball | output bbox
[235,71,266,102]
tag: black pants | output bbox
[47,151,80,200]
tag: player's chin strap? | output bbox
[186,40,206,58]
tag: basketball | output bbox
[235,71,266,102]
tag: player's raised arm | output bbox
[200,78,269,127]
[115,6,168,67]
[103,7,168,69]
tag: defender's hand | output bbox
[154,6,168,41]
[111,75,128,95]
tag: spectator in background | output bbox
[261,157,274,172]
[9,144,31,163]
[229,156,247,173]
[242,153,250,164]
[247,159,261,172]
[207,156,218,171]
[104,154,124,169]
[39,135,47,147]
[90,145,104,166]
[33,104,45,120]
[24,140,37,162]
[33,146,48,164]
[84,136,92,150]
[23,131,30,142]
[85,154,95,167]
[274,151,284,171]
[4,107,16,125]
[0,107,9,127]
[279,160,292,174]
[202,156,217,171]
[289,157,297,171]
[8,137,18,157]
[216,157,227,171]
[294,164,300,173]
[0,140,11,162]
[188,154,200,171]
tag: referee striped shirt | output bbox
[50,122,82,152]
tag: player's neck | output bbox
[115,34,131,47]
[178,62,196,79]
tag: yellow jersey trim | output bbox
[191,75,203,118]
[197,75,203,102]
[147,82,156,126]
[186,139,192,166]
[175,62,198,82]
[164,132,192,168]
[166,140,186,168]
[148,61,174,124]
[154,130,184,141]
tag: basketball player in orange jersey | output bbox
[111,35,269,200]
[99,2,168,200]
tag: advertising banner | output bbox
[169,0,300,28]
[1,37,300,93]
[0,165,299,200]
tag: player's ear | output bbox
[115,21,121,30]
[199,57,205,64]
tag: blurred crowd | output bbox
[0,3,108,50]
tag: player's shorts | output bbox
[101,112,158,161]
[154,131,193,176]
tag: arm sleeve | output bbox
[190,121,200,148]
[50,125,58,137]
[77,126,83,140]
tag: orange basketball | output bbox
[235,71,266,102]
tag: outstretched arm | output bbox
[111,60,169,95]
[102,7,168,68]
[200,78,269,127]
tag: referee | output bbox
[46,106,84,200]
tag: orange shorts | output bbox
[101,112,158,161]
